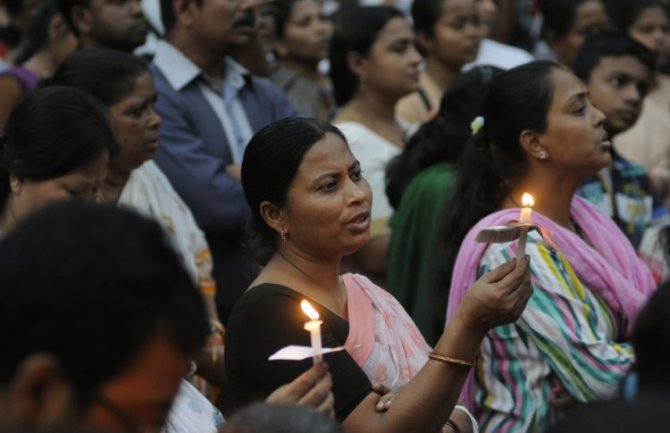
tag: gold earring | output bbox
[280,231,286,245]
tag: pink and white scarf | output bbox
[343,273,430,390]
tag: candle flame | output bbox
[301,300,320,320]
[522,193,535,207]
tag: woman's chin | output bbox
[579,158,611,180]
[391,82,421,100]
[342,236,371,256]
[597,152,612,168]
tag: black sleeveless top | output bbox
[225,283,372,421]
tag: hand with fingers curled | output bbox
[456,256,533,335]
[265,362,335,418]
[371,383,395,412]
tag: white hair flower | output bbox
[470,116,484,136]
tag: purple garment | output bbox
[0,66,40,92]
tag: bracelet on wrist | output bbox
[428,351,474,368]
[445,418,461,433]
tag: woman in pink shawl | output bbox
[440,61,657,433]
[225,117,532,433]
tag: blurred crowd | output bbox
[1,0,670,433]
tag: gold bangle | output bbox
[428,351,474,368]
[445,419,462,433]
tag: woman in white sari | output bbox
[51,48,222,331]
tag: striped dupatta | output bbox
[446,195,656,410]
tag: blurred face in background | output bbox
[5,0,39,43]
[628,5,670,70]
[74,0,148,51]
[354,16,423,100]
[7,153,109,225]
[274,0,332,66]
[419,0,481,70]
[255,0,277,54]
[476,0,497,38]
[228,0,258,47]
[550,0,610,67]
[586,55,651,135]
[107,71,161,176]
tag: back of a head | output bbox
[474,61,556,183]
[411,0,442,37]
[221,404,343,433]
[0,202,208,400]
[386,65,504,208]
[573,31,655,82]
[634,280,670,394]
[438,66,504,131]
[328,5,404,106]
[0,86,118,209]
[51,47,149,106]
[241,117,345,263]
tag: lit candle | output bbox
[519,193,534,225]
[301,300,323,364]
[517,193,534,264]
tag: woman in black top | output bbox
[226,117,532,433]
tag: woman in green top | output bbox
[385,65,502,345]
